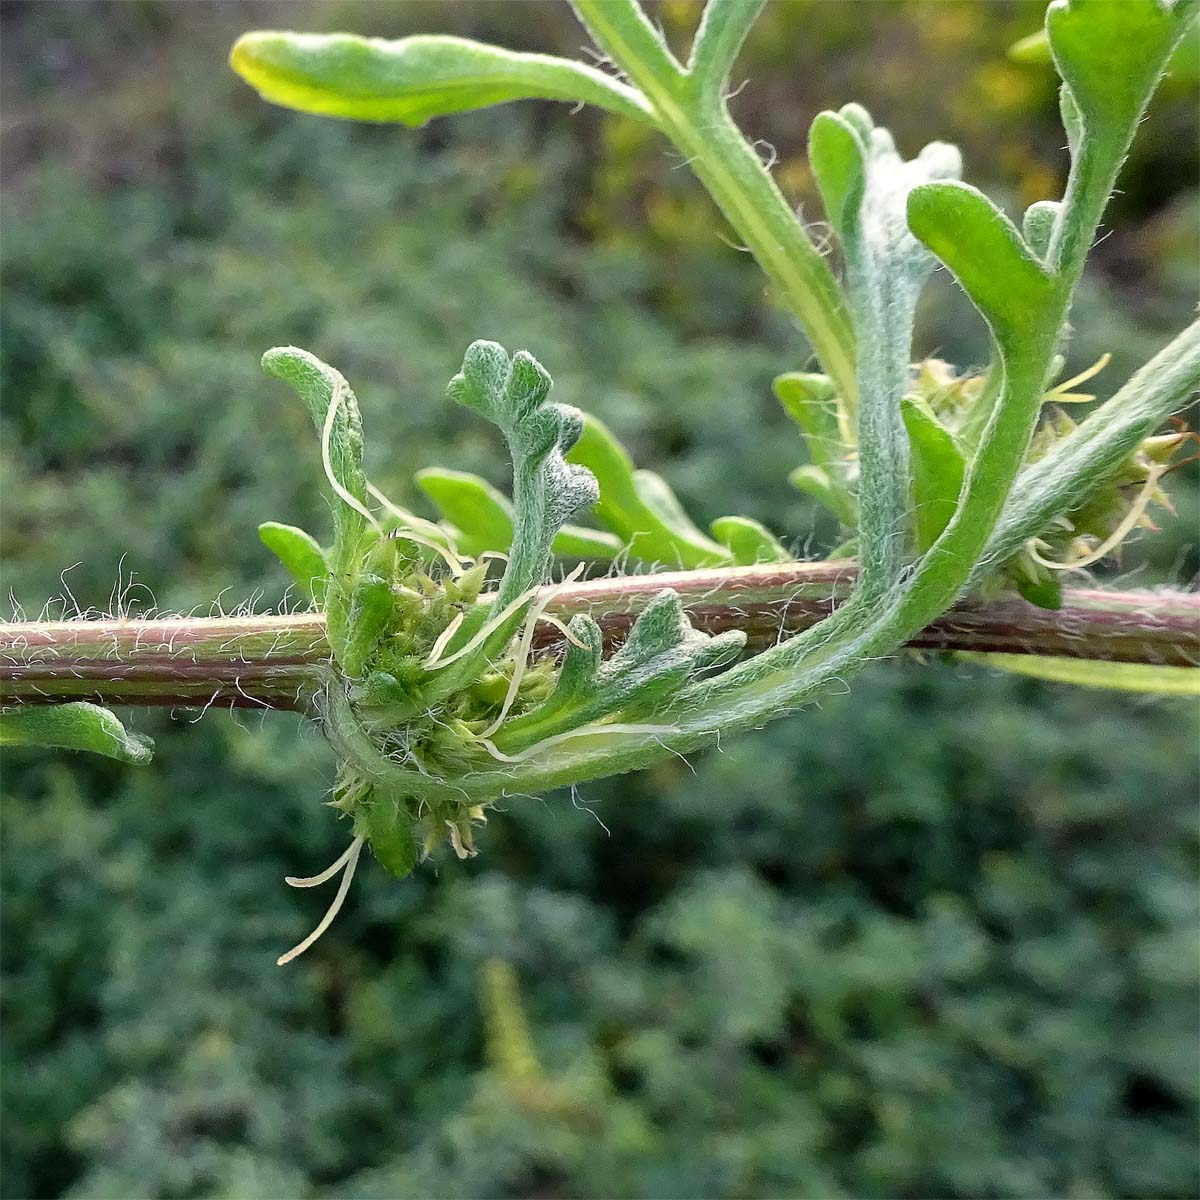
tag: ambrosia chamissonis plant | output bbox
[3,0,1198,962]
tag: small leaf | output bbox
[1021,200,1061,259]
[342,574,393,678]
[258,521,329,604]
[261,347,369,562]
[0,703,153,764]
[900,397,966,552]
[788,465,855,525]
[1008,28,1052,62]
[551,525,623,560]
[710,515,791,564]
[1016,573,1064,611]
[230,32,655,127]
[632,470,727,560]
[772,372,854,485]
[448,341,599,608]
[416,468,515,558]
[567,413,731,567]
[808,110,866,234]
[416,466,621,560]
[960,653,1199,695]
[907,182,1054,351]
[365,797,419,880]
[494,591,745,753]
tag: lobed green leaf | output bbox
[448,341,598,609]
[494,590,745,753]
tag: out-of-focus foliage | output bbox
[1,2,1196,1197]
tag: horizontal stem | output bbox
[2,565,1195,710]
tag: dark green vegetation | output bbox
[2,2,1197,1197]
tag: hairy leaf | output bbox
[261,347,369,563]
[230,32,655,127]
[448,341,598,610]
[493,590,745,753]
[258,521,329,604]
[0,703,153,764]
[810,105,960,588]
[710,515,791,565]
[906,183,1054,355]
[1044,0,1198,279]
[342,575,393,679]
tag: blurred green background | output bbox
[2,2,1197,1197]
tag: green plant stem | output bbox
[570,0,858,406]
[687,0,766,93]
[3,575,1195,710]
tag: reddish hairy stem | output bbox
[1,563,1195,711]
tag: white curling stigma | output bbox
[1028,463,1168,572]
[322,380,380,531]
[476,722,681,764]
[421,587,538,671]
[387,528,471,577]
[477,564,586,740]
[277,835,365,966]
[425,611,466,669]
[284,836,361,888]
[536,612,590,649]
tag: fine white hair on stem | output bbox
[277,836,365,966]
[322,380,380,532]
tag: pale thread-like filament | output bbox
[425,611,466,667]
[321,381,380,531]
[277,836,365,966]
[422,587,539,670]
[478,564,586,740]
[1028,464,1167,572]
[476,722,681,764]
[1042,352,1111,404]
